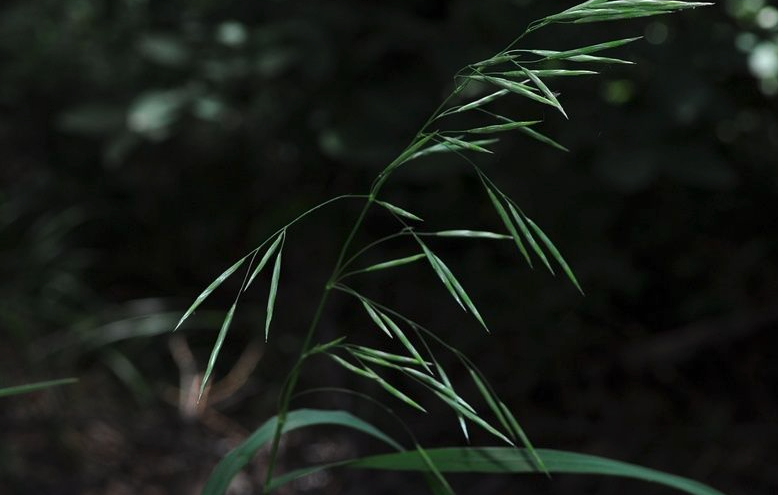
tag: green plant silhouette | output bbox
[175,2,724,494]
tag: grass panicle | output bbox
[178,1,721,493]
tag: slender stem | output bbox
[277,194,369,238]
[335,230,410,279]
[262,289,330,493]
[262,198,375,493]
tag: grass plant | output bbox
[175,2,724,493]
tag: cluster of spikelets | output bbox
[170,2,724,495]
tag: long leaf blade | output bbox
[347,447,727,495]
[267,447,726,495]
[202,408,403,495]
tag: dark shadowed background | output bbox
[1,0,776,494]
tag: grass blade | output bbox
[524,216,584,294]
[519,65,567,119]
[483,182,532,266]
[346,447,726,495]
[175,256,246,331]
[507,202,553,273]
[264,238,284,342]
[267,447,726,495]
[376,200,424,222]
[200,303,237,398]
[245,231,284,290]
[202,408,403,495]
[0,378,78,398]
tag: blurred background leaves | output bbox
[1,0,776,494]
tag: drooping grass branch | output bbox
[174,2,723,495]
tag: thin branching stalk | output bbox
[184,3,721,494]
